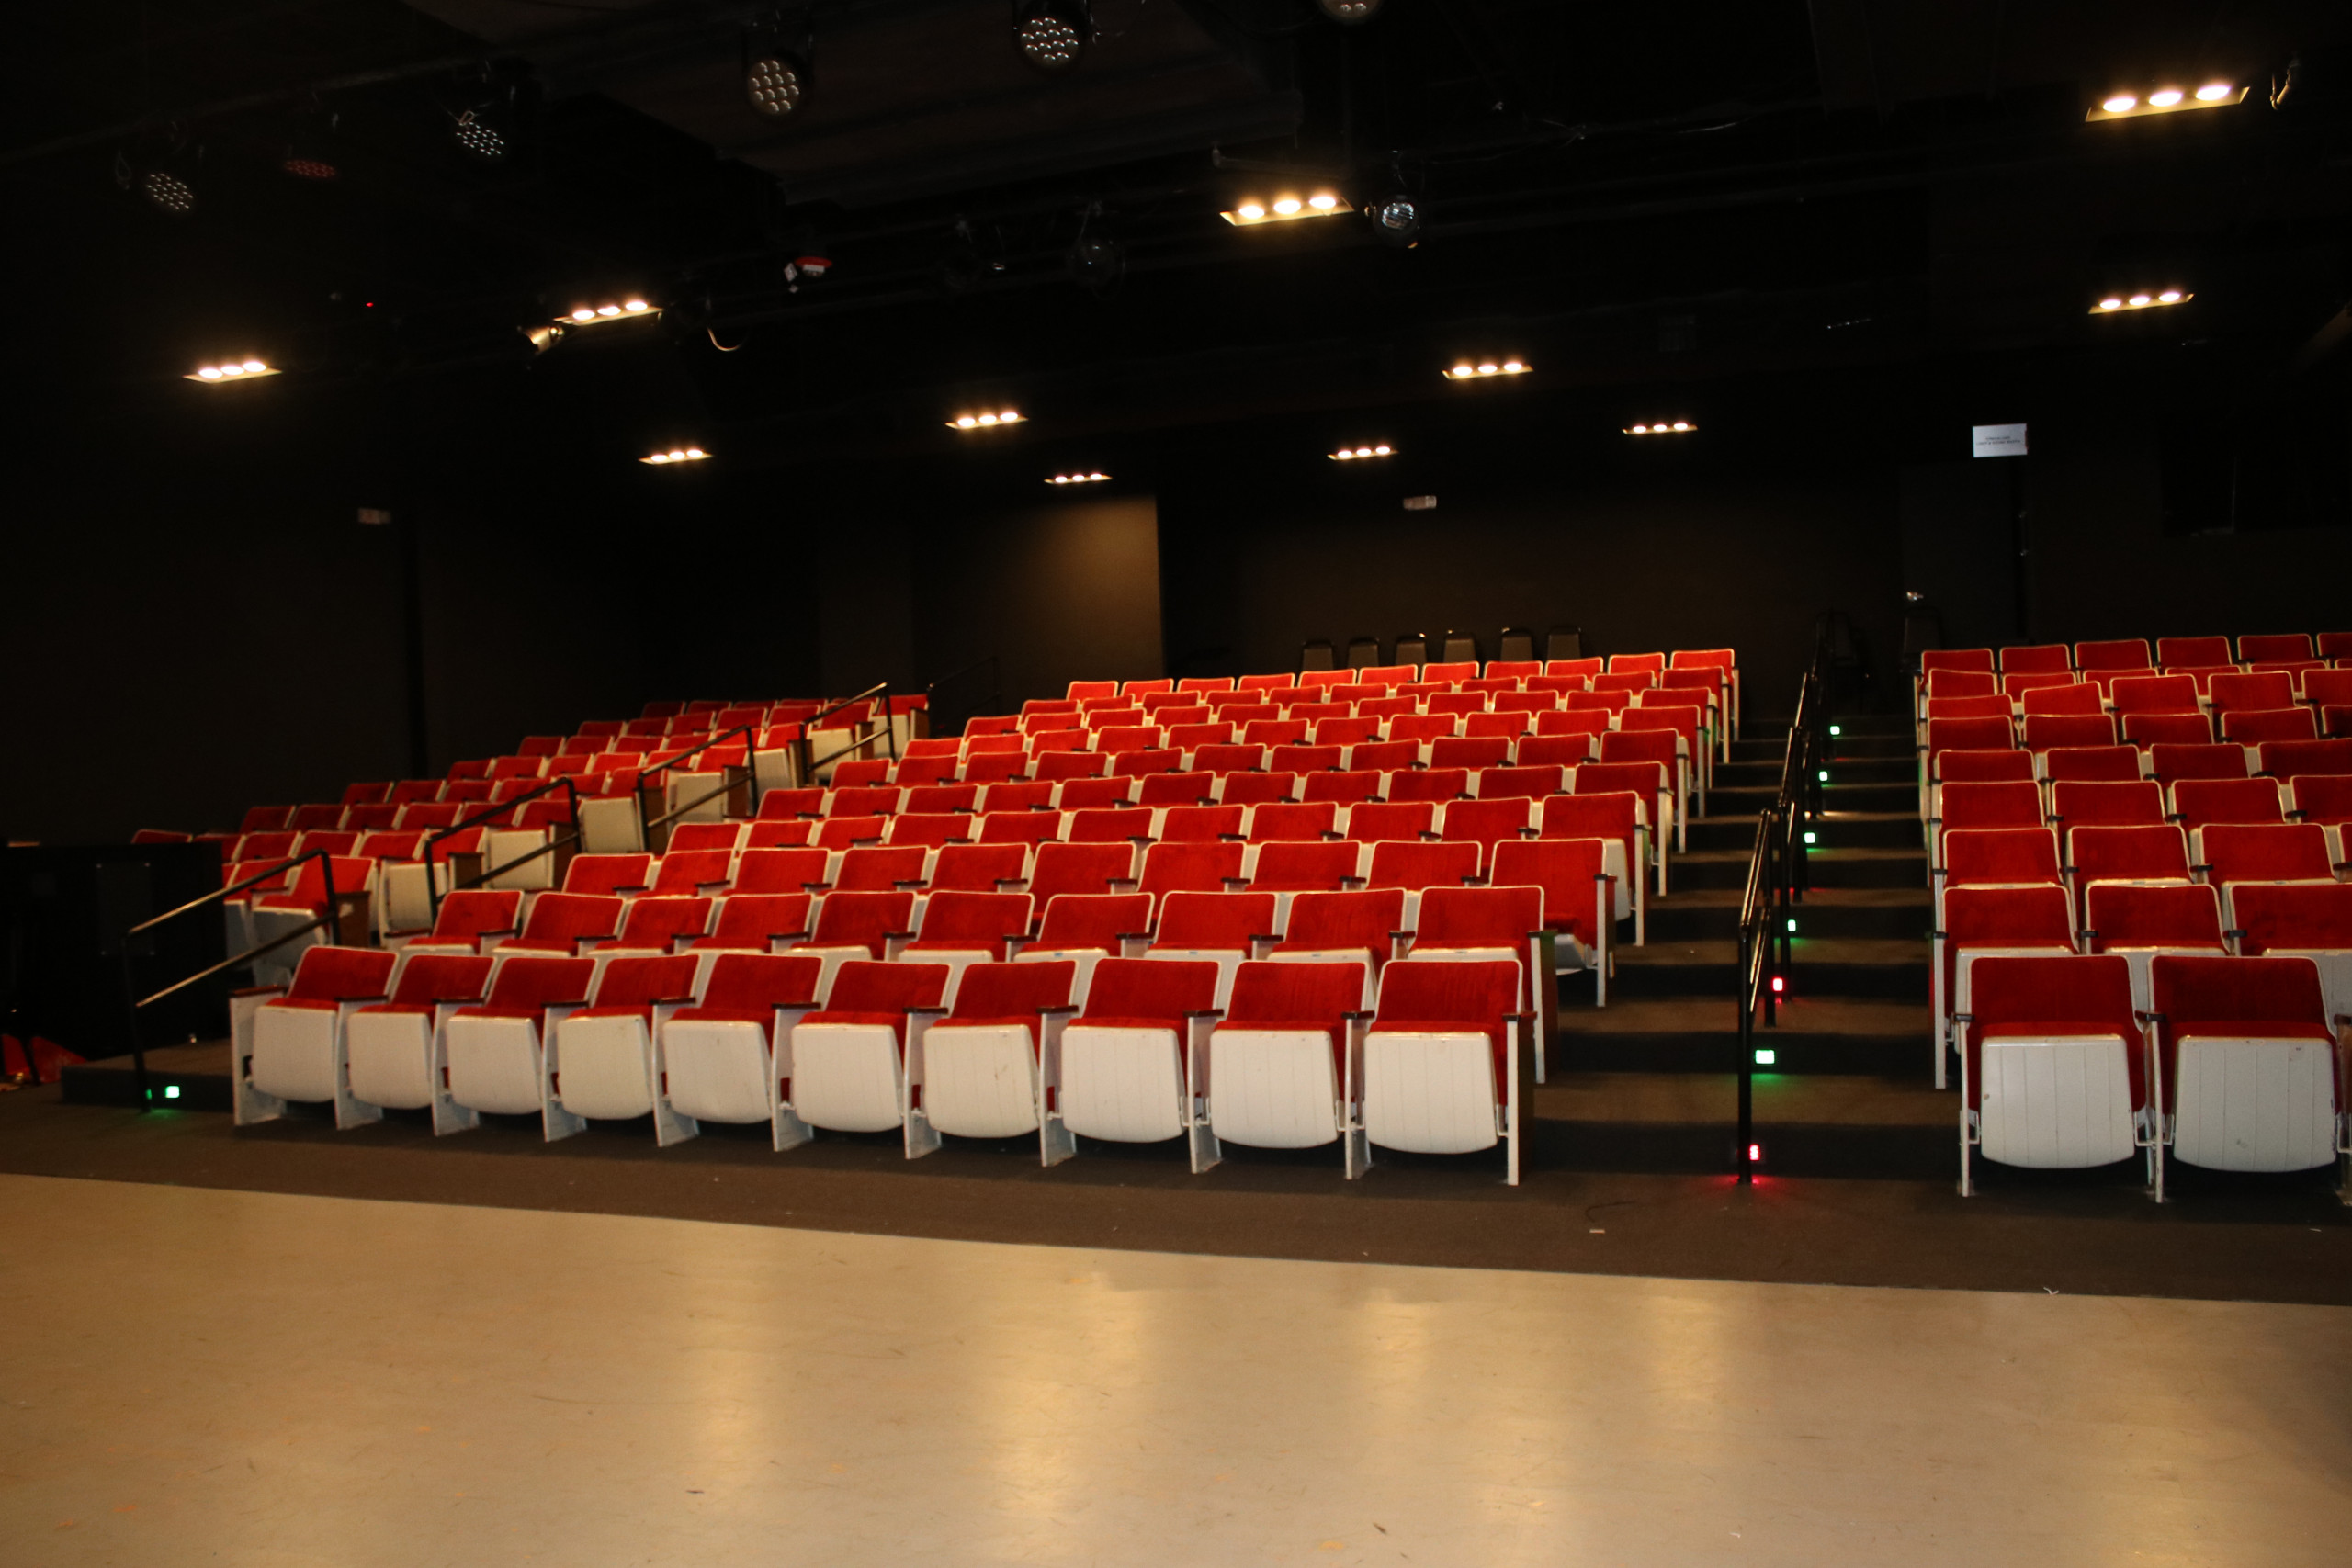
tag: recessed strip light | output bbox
[1623,421,1695,435]
[2087,83,2244,121]
[560,299,656,325]
[1222,192,1352,227]
[1444,359,1529,380]
[1329,444,1396,460]
[2091,289,2190,313]
[640,446,708,465]
[1047,471,1109,485]
[948,409,1025,430]
[187,359,277,382]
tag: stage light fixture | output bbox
[1623,421,1695,435]
[640,446,709,465]
[949,409,1026,430]
[1014,2,1089,73]
[1047,471,1109,485]
[2086,81,2245,120]
[1444,359,1528,380]
[2091,288,2190,313]
[1366,195,1421,247]
[1317,0,1383,20]
[747,50,808,117]
[141,169,197,214]
[1329,444,1395,460]
[1221,190,1354,227]
[186,359,277,383]
[452,107,508,162]
[555,299,657,327]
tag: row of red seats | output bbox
[1953,951,2343,1198]
[235,941,1540,1179]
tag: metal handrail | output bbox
[1732,616,1837,1184]
[792,682,902,784]
[423,774,585,921]
[632,722,763,848]
[926,656,1002,738]
[120,847,346,1110]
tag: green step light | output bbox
[1803,830,1816,845]
[1828,724,1841,737]
[1754,1049,1776,1066]
[1786,918,1798,933]
[1817,768,1829,783]
[164,1084,180,1100]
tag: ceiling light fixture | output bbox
[2086,82,2245,120]
[747,49,809,118]
[949,409,1025,430]
[1317,0,1383,20]
[1366,195,1421,248]
[556,299,657,327]
[2091,289,2190,313]
[186,359,277,383]
[451,107,508,162]
[1329,444,1396,460]
[1013,1,1090,73]
[1221,190,1354,227]
[1444,359,1529,380]
[640,447,709,465]
[1047,471,1109,485]
[1624,421,1695,435]
[278,108,341,181]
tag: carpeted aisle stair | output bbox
[1542,710,1949,1178]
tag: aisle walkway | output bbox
[5,1175,2347,1566]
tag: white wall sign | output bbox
[1971,423,2028,458]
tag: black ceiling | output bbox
[7,0,2351,470]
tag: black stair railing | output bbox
[1732,616,1837,1182]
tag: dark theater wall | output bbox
[1155,422,1909,720]
[4,381,686,844]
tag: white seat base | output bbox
[791,1022,904,1133]
[662,1020,774,1124]
[345,1012,435,1110]
[1363,1029,1499,1156]
[1206,1028,1340,1149]
[1977,1034,2138,1168]
[444,1016,550,1116]
[921,1023,1040,1138]
[2171,1036,2339,1173]
[1057,1025,1186,1144]
[552,1015,657,1121]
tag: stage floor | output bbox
[5,1172,2348,1567]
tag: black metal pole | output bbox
[397,505,429,778]
[1736,925,1754,1185]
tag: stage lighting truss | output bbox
[949,409,1025,430]
[2091,288,2191,313]
[1047,471,1109,485]
[1623,421,1695,435]
[641,446,709,465]
[187,359,277,383]
[1329,443,1395,460]
[2086,82,2245,121]
[1014,1,1090,73]
[1444,358,1529,380]
[1223,190,1352,227]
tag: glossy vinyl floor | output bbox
[5,1173,2350,1567]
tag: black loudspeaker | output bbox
[1,843,228,1059]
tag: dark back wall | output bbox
[9,344,2342,842]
